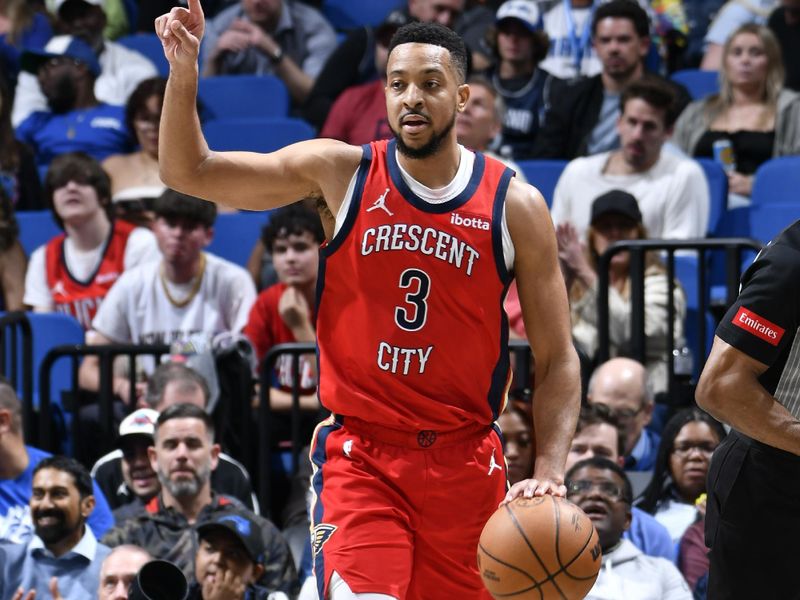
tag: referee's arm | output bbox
[697,337,800,456]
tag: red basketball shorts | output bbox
[309,415,507,599]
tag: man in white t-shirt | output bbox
[551,76,708,240]
[23,152,160,330]
[78,190,256,405]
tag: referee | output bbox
[697,222,800,600]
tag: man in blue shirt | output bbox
[0,380,114,543]
[16,35,131,173]
[0,456,111,600]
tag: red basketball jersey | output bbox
[45,219,137,330]
[316,140,515,431]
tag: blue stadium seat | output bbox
[203,117,315,153]
[670,69,719,100]
[116,33,169,77]
[322,0,400,30]
[751,156,800,206]
[747,203,799,243]
[198,75,290,120]
[515,160,568,208]
[208,211,272,267]
[16,210,61,257]
[696,158,728,236]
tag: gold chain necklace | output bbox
[160,253,206,308]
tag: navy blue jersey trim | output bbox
[320,143,373,257]
[310,420,340,599]
[491,167,515,284]
[386,139,486,214]
[487,279,512,420]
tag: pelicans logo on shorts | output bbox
[312,523,338,556]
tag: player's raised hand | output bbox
[154,0,205,70]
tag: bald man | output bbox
[587,358,660,471]
[98,545,152,600]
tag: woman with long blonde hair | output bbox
[556,190,686,393]
[673,24,800,200]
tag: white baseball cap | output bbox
[496,0,542,32]
[119,408,159,438]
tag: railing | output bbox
[597,238,762,403]
[38,343,170,455]
[0,312,33,440]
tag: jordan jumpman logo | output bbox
[488,450,503,476]
[366,188,393,216]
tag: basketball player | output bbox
[155,4,581,598]
[697,221,800,599]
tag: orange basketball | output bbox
[477,495,602,599]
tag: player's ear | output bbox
[457,83,470,113]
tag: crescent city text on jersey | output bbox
[360,221,482,276]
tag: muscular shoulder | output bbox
[505,176,551,229]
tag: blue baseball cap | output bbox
[21,35,101,78]
[196,509,265,564]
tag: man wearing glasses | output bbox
[587,358,659,471]
[566,456,692,599]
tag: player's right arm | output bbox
[154,0,360,214]
[697,338,800,455]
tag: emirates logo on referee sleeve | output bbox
[732,307,785,346]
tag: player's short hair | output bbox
[33,455,94,499]
[155,402,215,441]
[592,0,650,38]
[145,362,210,409]
[566,456,634,505]
[620,75,680,128]
[261,203,325,251]
[153,189,217,228]
[44,152,112,229]
[388,22,468,83]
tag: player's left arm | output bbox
[502,179,581,503]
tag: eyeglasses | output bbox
[593,402,643,422]
[566,479,627,501]
[672,442,717,457]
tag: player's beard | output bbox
[391,112,457,160]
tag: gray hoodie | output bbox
[586,538,692,600]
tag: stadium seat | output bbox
[750,156,800,206]
[747,203,799,244]
[208,211,272,267]
[116,33,170,77]
[670,69,719,100]
[16,210,61,256]
[322,0,400,30]
[198,75,290,120]
[696,158,728,236]
[515,160,568,208]
[203,117,315,153]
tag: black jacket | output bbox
[530,73,691,160]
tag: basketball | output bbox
[477,495,602,599]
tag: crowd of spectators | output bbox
[0,0,797,597]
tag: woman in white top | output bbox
[557,189,686,393]
[102,77,167,228]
